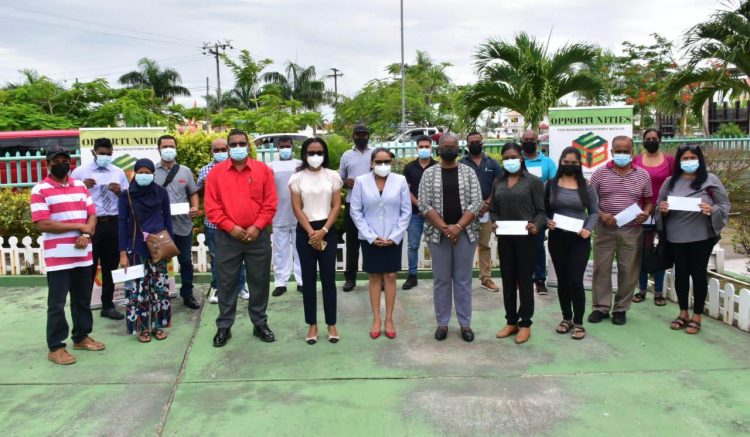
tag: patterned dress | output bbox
[125,257,171,335]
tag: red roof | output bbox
[0,130,79,139]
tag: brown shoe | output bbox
[73,336,105,351]
[515,327,531,344]
[496,324,519,338]
[480,277,500,292]
[48,348,76,365]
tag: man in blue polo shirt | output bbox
[521,129,557,295]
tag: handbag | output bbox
[127,190,180,263]
[642,214,673,273]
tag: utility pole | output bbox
[327,68,344,106]
[202,40,233,113]
[400,0,406,133]
[205,76,210,132]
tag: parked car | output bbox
[388,127,440,143]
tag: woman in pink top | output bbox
[633,128,674,306]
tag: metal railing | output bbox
[0,150,82,188]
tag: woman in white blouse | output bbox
[288,138,343,345]
[350,148,411,339]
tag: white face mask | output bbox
[307,155,324,169]
[373,164,391,177]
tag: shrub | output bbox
[715,122,745,138]
[322,133,353,171]
[0,189,38,238]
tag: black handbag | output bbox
[642,216,673,273]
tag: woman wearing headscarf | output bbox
[118,159,174,343]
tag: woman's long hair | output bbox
[668,143,708,191]
[497,142,526,180]
[548,146,589,212]
[297,137,330,171]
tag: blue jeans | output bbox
[407,214,425,276]
[532,229,547,281]
[205,226,245,291]
[639,270,665,293]
[173,232,194,299]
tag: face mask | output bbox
[439,149,458,162]
[354,137,368,149]
[417,148,432,160]
[229,147,248,161]
[95,155,112,168]
[213,152,228,163]
[522,141,537,155]
[560,164,579,176]
[307,155,324,169]
[160,147,177,162]
[643,140,660,153]
[135,173,154,186]
[503,158,521,174]
[680,159,700,174]
[373,164,391,177]
[613,153,632,167]
[468,142,483,155]
[279,148,293,160]
[50,163,70,179]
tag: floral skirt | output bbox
[125,257,171,335]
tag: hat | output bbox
[45,146,71,161]
[353,123,370,134]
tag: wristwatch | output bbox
[81,233,91,238]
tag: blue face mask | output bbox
[160,147,177,162]
[95,155,112,168]
[279,148,293,160]
[418,148,432,160]
[680,159,700,174]
[230,146,249,161]
[135,173,154,186]
[213,152,228,163]
[613,153,632,167]
[503,158,521,174]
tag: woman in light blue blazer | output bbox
[350,147,412,339]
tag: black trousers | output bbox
[92,216,119,309]
[548,229,591,325]
[297,221,338,325]
[46,266,94,351]
[344,202,360,281]
[670,237,717,314]
[498,235,536,327]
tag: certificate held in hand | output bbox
[667,196,701,212]
[495,221,528,235]
[552,213,584,233]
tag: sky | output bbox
[0,0,722,118]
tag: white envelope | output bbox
[553,213,584,233]
[527,167,542,178]
[479,212,490,223]
[495,221,528,235]
[55,244,90,257]
[614,203,643,227]
[668,196,701,212]
[170,202,190,216]
[111,264,146,283]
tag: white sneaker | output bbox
[208,287,218,304]
[239,289,250,300]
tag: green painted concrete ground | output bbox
[1,280,749,436]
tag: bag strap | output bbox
[126,190,142,260]
[162,164,180,188]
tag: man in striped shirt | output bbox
[31,146,105,365]
[589,136,654,326]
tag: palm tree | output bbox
[222,49,273,110]
[462,32,603,130]
[387,50,453,107]
[663,0,750,121]
[118,58,190,104]
[261,61,326,111]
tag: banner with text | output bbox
[79,127,167,180]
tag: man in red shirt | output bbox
[205,129,278,347]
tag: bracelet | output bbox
[455,223,463,231]
[322,226,329,234]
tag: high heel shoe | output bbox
[370,330,381,339]
[328,333,340,344]
[305,334,317,345]
[385,330,397,339]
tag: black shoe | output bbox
[297,284,303,293]
[213,328,231,347]
[343,279,355,292]
[402,275,418,290]
[100,308,124,320]
[587,311,610,323]
[272,286,287,297]
[461,327,475,342]
[253,323,276,342]
[535,280,548,295]
[612,311,627,325]
[183,296,200,310]
[434,326,448,341]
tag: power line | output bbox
[327,68,344,106]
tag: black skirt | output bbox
[361,240,403,273]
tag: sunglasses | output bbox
[373,160,392,165]
[306,151,324,156]
[678,144,701,151]
[228,142,248,148]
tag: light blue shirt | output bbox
[349,172,412,244]
[523,153,557,183]
[70,161,129,217]
[339,147,373,202]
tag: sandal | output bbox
[556,320,573,334]
[152,329,168,341]
[686,320,702,335]
[654,295,667,306]
[138,331,151,343]
[670,317,689,330]
[571,324,586,340]
[632,292,646,303]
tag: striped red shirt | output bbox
[31,176,95,272]
[590,162,653,225]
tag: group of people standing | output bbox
[33,124,730,365]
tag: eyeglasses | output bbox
[678,144,701,151]
[212,149,228,153]
[373,160,392,165]
[228,142,248,148]
[306,151,324,156]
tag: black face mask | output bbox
[439,149,459,162]
[468,142,483,155]
[560,164,579,176]
[643,140,660,153]
[522,141,537,155]
[50,163,70,179]
[354,137,368,149]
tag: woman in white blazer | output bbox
[350,147,412,339]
